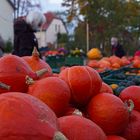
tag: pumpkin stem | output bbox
[53,131,68,140]
[36,68,48,77]
[125,99,134,113]
[26,76,35,85]
[32,47,39,60]
[0,82,10,90]
[73,109,83,116]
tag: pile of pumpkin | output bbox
[131,55,140,68]
[87,55,131,72]
[87,48,140,73]
[0,48,139,140]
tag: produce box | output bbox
[102,67,140,86]
[99,70,113,78]
[46,55,65,69]
[65,56,84,66]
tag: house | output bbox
[0,0,14,41]
[35,12,67,48]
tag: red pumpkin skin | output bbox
[121,110,140,140]
[59,66,102,107]
[119,86,140,112]
[28,77,71,117]
[58,115,107,140]
[107,135,126,140]
[88,93,129,135]
[0,92,58,140]
[53,73,59,77]
[100,82,113,94]
[22,49,52,79]
[0,55,39,93]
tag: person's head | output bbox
[26,10,46,31]
[111,37,118,47]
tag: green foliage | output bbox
[74,22,86,51]
[57,33,69,43]
[62,0,140,55]
[4,39,13,53]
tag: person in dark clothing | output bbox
[0,35,4,57]
[12,11,46,57]
[111,37,125,58]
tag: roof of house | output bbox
[16,12,67,32]
[7,0,15,9]
[42,12,62,30]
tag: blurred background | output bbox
[0,0,140,56]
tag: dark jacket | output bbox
[12,19,41,57]
[111,43,125,58]
[0,35,4,57]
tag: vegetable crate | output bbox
[46,56,65,73]
[65,56,84,66]
[102,67,140,85]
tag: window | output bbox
[55,24,57,32]
[58,25,60,32]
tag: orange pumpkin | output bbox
[98,60,111,69]
[133,59,140,68]
[133,55,140,60]
[59,115,107,140]
[101,57,110,62]
[53,73,59,77]
[0,92,59,140]
[122,110,140,140]
[28,77,71,117]
[119,86,140,112]
[121,57,130,66]
[88,93,129,135]
[22,47,52,78]
[0,54,46,93]
[107,135,126,140]
[87,60,99,68]
[100,82,113,94]
[111,63,121,69]
[59,66,102,107]
[109,56,122,66]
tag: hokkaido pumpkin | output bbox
[0,92,61,140]
[107,135,126,140]
[0,54,47,93]
[111,63,121,69]
[121,57,130,66]
[28,77,71,117]
[98,60,111,69]
[100,82,113,94]
[121,110,140,140]
[22,47,52,78]
[101,57,110,61]
[59,115,107,140]
[119,86,140,112]
[88,93,129,135]
[59,66,102,107]
[87,48,102,59]
[109,56,122,66]
[110,84,119,90]
[53,73,59,77]
[133,55,140,60]
[87,60,99,68]
[132,59,140,68]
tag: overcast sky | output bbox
[40,0,65,12]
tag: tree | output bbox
[12,0,42,19]
[62,0,140,55]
